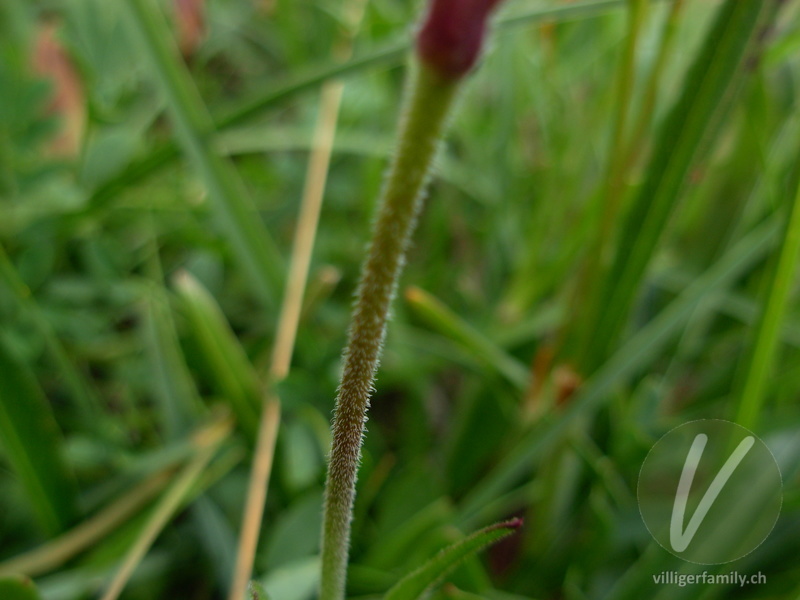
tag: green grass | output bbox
[1,0,800,599]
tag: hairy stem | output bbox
[319,64,460,600]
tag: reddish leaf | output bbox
[31,21,86,158]
[174,0,206,58]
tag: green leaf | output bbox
[0,336,79,534]
[173,271,261,440]
[404,286,529,389]
[264,491,323,570]
[256,557,320,600]
[141,290,205,439]
[383,519,522,600]
[0,575,43,600]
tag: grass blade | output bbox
[735,153,800,428]
[125,0,283,307]
[580,0,778,371]
[624,0,686,168]
[0,336,79,534]
[602,0,649,216]
[383,519,522,600]
[404,286,529,389]
[142,290,205,438]
[173,271,261,440]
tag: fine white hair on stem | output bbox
[318,63,463,600]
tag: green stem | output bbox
[319,64,460,600]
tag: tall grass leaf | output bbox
[366,498,452,571]
[734,148,800,429]
[0,336,79,534]
[125,0,283,308]
[404,286,529,389]
[568,0,649,343]
[0,575,43,600]
[173,271,261,439]
[458,218,780,526]
[192,497,238,592]
[383,519,522,600]
[142,291,205,438]
[581,0,779,371]
[623,0,686,169]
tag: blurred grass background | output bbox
[1,0,800,599]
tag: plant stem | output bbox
[319,64,460,600]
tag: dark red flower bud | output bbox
[416,0,505,80]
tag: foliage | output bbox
[1,0,800,599]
